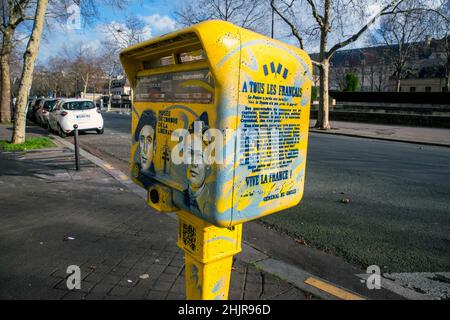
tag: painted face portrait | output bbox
[134,110,157,178]
[187,147,207,190]
[178,112,214,216]
[139,124,155,172]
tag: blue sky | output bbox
[38,0,182,62]
[35,0,435,63]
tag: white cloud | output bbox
[37,22,103,63]
[141,14,178,35]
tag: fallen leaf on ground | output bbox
[295,238,308,246]
[139,274,149,279]
[340,198,350,204]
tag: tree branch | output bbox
[327,0,405,59]
[395,8,450,24]
[305,0,324,28]
[311,59,323,68]
[271,0,304,49]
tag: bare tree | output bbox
[102,15,148,49]
[11,0,48,144]
[61,43,104,97]
[429,1,450,91]
[100,15,148,110]
[442,35,450,92]
[371,1,436,92]
[176,0,268,32]
[100,44,121,111]
[0,0,33,123]
[271,0,410,129]
[6,0,131,144]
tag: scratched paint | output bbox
[120,20,312,227]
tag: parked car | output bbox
[29,98,43,122]
[35,98,59,128]
[26,100,34,121]
[48,99,104,138]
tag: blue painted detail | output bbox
[263,65,269,76]
[283,68,289,79]
[191,264,199,286]
[190,264,203,296]
[301,95,310,107]
[216,39,313,81]
[246,49,259,72]
[270,62,275,73]
[277,63,282,74]
[212,278,223,293]
[164,105,199,120]
[206,236,237,244]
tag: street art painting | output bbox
[122,20,312,227]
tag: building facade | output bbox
[312,36,448,92]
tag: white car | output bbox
[48,99,104,137]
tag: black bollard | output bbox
[73,124,80,171]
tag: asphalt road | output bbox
[77,112,450,273]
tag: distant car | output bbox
[48,99,104,138]
[35,98,59,128]
[26,100,34,120]
[29,98,43,122]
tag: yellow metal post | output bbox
[177,211,242,300]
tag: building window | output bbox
[425,87,431,92]
[410,87,416,92]
[443,87,449,92]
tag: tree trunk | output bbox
[446,74,449,92]
[446,54,450,91]
[11,0,48,144]
[0,30,14,123]
[83,73,89,96]
[108,75,112,111]
[317,59,331,130]
[395,77,401,92]
[314,0,331,130]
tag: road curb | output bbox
[53,134,369,300]
[54,133,435,301]
[309,128,450,148]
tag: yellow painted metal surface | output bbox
[177,211,242,264]
[120,20,313,227]
[177,210,241,300]
[184,254,233,300]
[304,277,366,300]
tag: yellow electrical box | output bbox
[120,20,313,227]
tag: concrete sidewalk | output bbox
[1,123,420,300]
[0,127,310,300]
[310,120,450,147]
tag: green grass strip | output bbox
[0,137,56,151]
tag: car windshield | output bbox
[43,100,57,110]
[63,101,95,110]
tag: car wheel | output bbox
[96,128,104,134]
[58,125,67,138]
